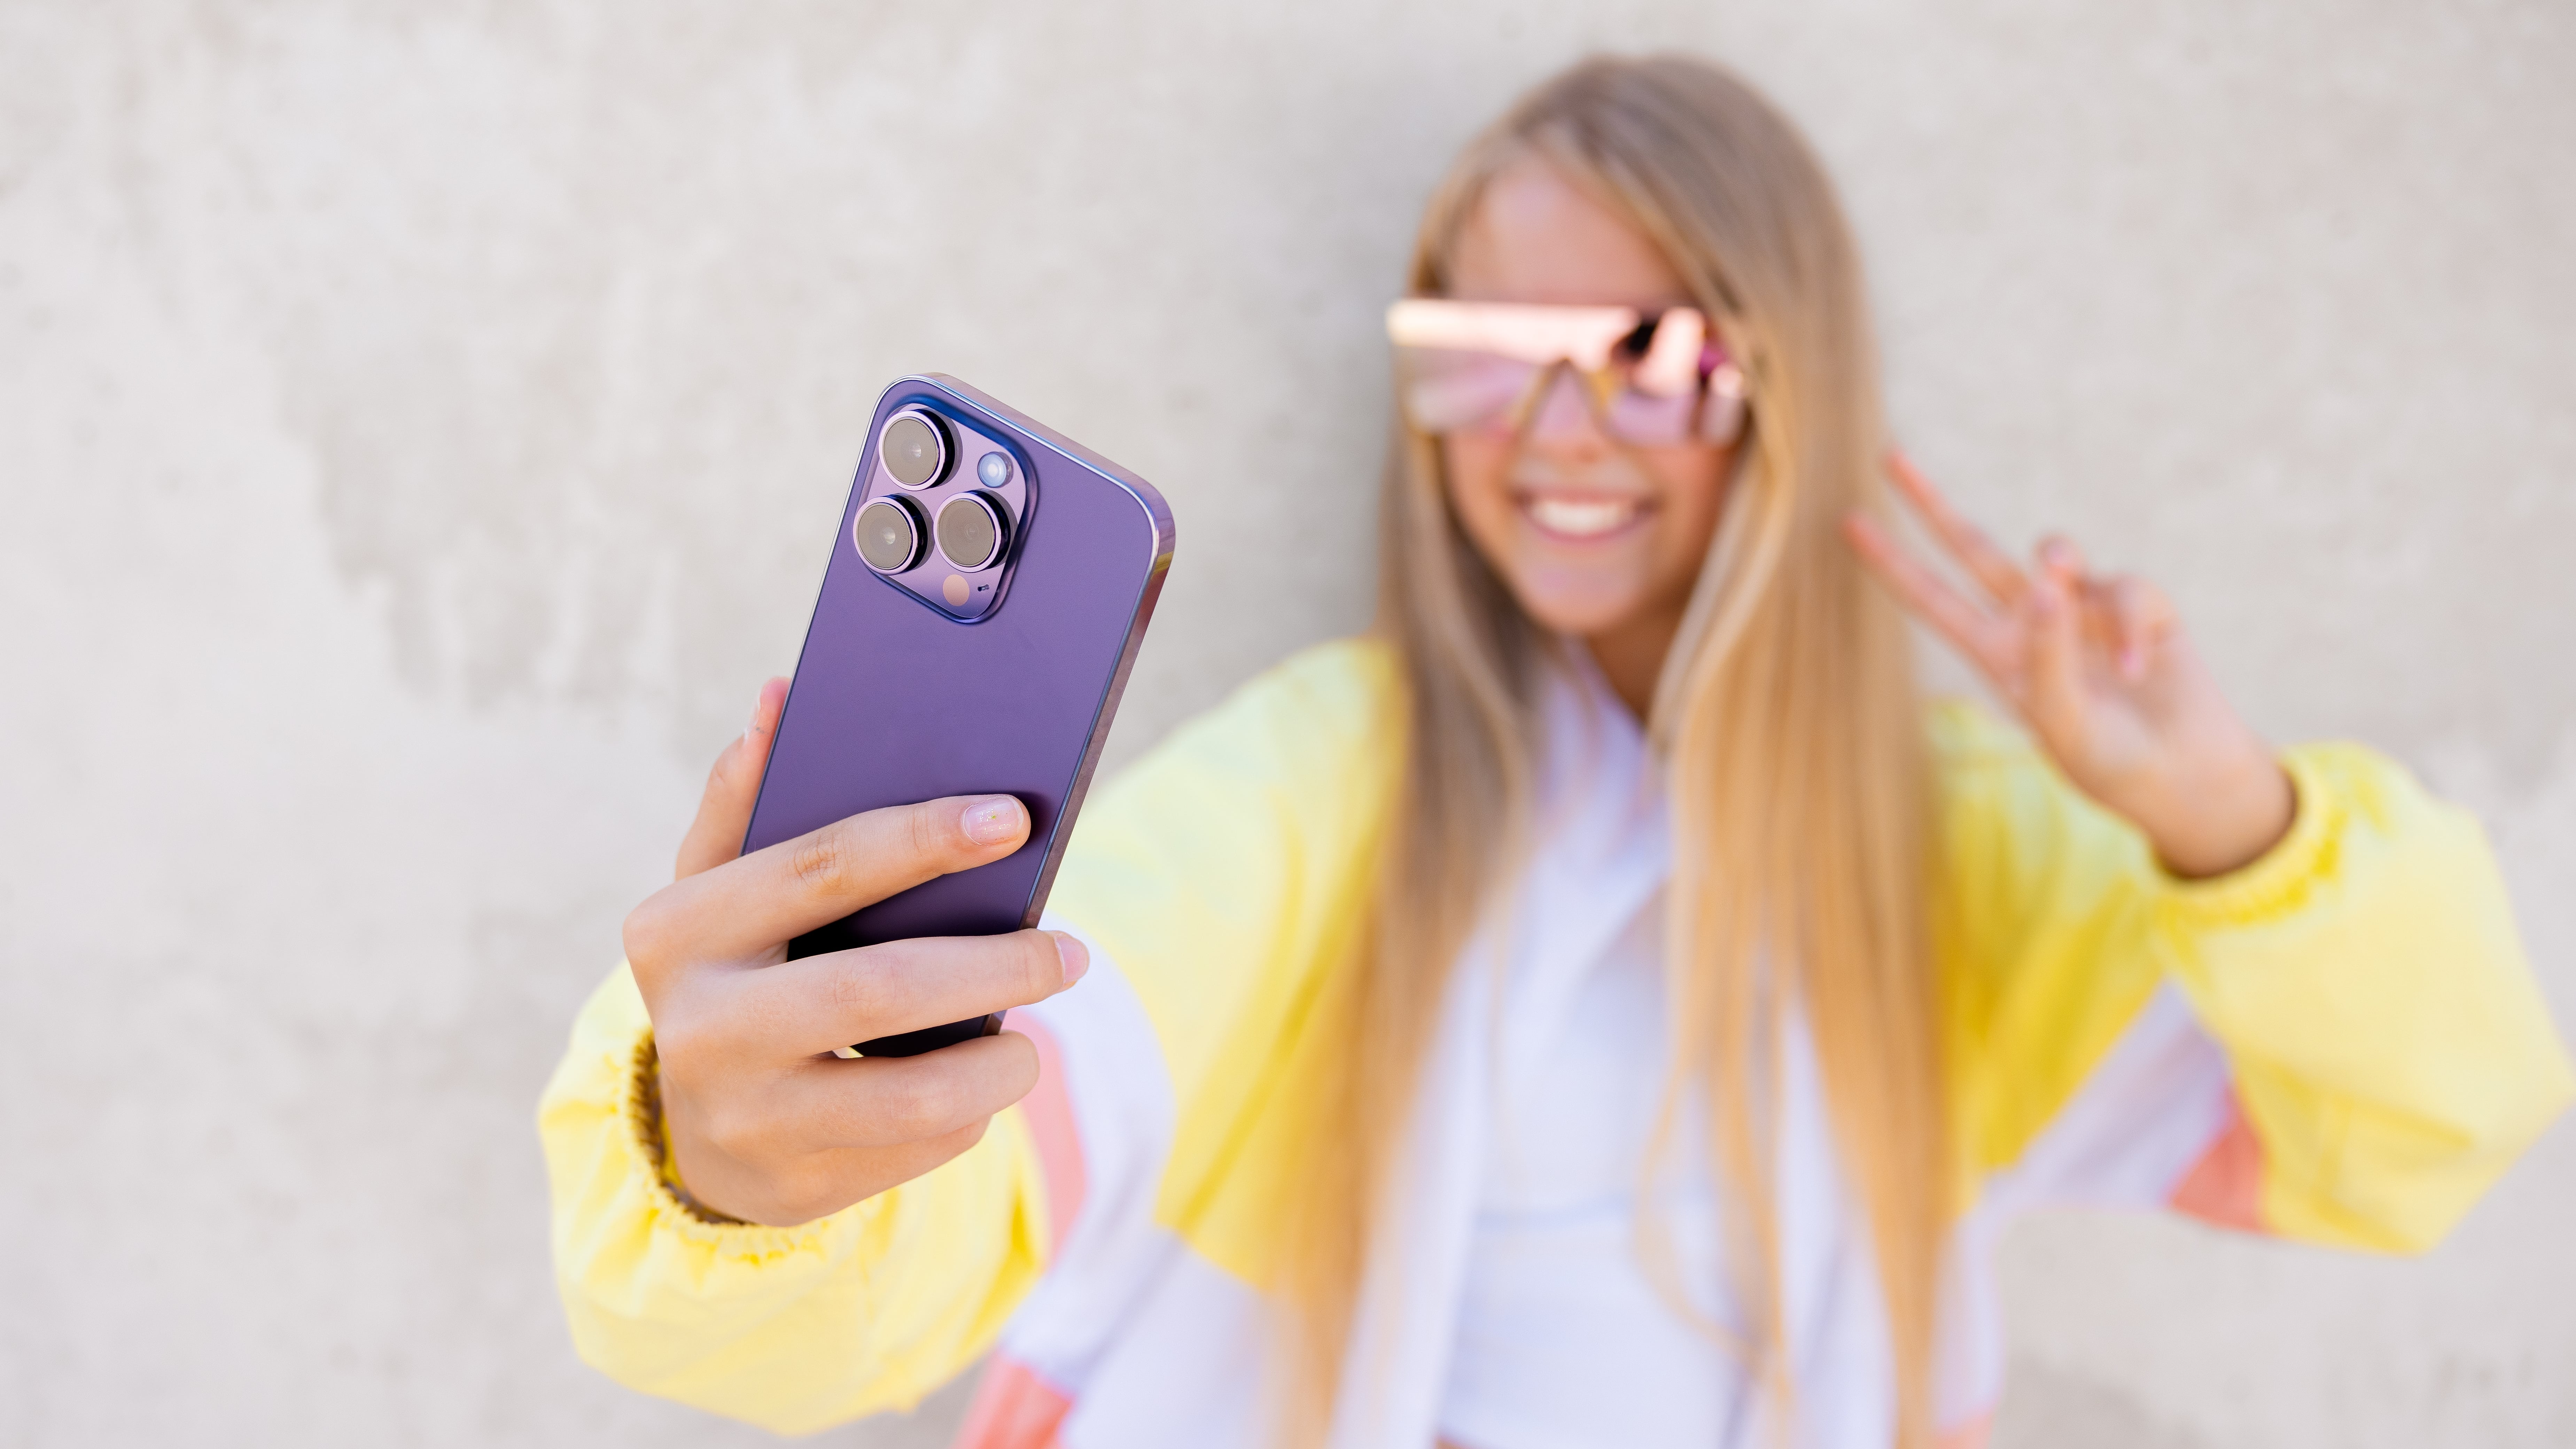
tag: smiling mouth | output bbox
[1520,492,1649,541]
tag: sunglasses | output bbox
[1386,298,1749,447]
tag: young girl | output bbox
[540,55,2570,1449]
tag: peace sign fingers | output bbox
[1841,449,2295,880]
[1884,450,2029,609]
[1840,455,2112,737]
[1839,450,2045,695]
[1840,507,2024,690]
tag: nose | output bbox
[1523,368,1607,449]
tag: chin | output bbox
[1510,581,1647,639]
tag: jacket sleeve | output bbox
[536,639,1398,1430]
[1934,701,2574,1252]
[537,965,1048,1435]
[1043,637,1398,1279]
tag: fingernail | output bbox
[961,796,1025,847]
[2121,644,2146,679]
[1051,931,1089,987]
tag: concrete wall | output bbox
[3,2,2570,1444]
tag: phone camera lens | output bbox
[976,451,1012,488]
[855,496,926,573]
[934,492,1006,571]
[879,408,950,489]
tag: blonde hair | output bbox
[1276,55,1949,1446]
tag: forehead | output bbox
[1447,159,1690,310]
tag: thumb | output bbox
[676,677,790,879]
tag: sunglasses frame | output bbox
[1385,297,1749,446]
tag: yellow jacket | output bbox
[538,639,2570,1441]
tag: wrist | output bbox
[2139,731,2296,880]
[642,1056,750,1226]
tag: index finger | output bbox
[1884,451,2026,606]
[627,794,1033,971]
[1842,511,2020,684]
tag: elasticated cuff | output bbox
[610,1018,858,1252]
[2156,746,2343,929]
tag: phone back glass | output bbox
[740,375,1173,1054]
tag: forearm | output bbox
[2156,743,2575,1250]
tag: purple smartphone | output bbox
[740,374,1174,1057]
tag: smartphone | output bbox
[739,374,1174,1057]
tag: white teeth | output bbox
[1524,495,1642,539]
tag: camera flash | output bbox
[977,451,1012,488]
[943,574,972,607]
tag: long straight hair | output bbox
[1274,55,1949,1447]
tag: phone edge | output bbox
[904,372,1179,944]
[918,373,1177,572]
[752,374,1180,1052]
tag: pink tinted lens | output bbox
[1398,348,1539,435]
[1605,341,1744,445]
[1601,385,1700,444]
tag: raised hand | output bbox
[623,678,1088,1225]
[1843,453,2294,879]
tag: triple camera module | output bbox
[853,405,1028,621]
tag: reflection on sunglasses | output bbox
[1386,298,1748,446]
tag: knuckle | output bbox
[878,1069,960,1139]
[788,826,854,895]
[621,894,675,973]
[906,800,961,863]
[824,956,898,1030]
[1017,933,1061,1000]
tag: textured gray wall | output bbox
[3,2,2570,1446]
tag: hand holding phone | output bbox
[621,687,1087,1228]
[620,376,1171,1224]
